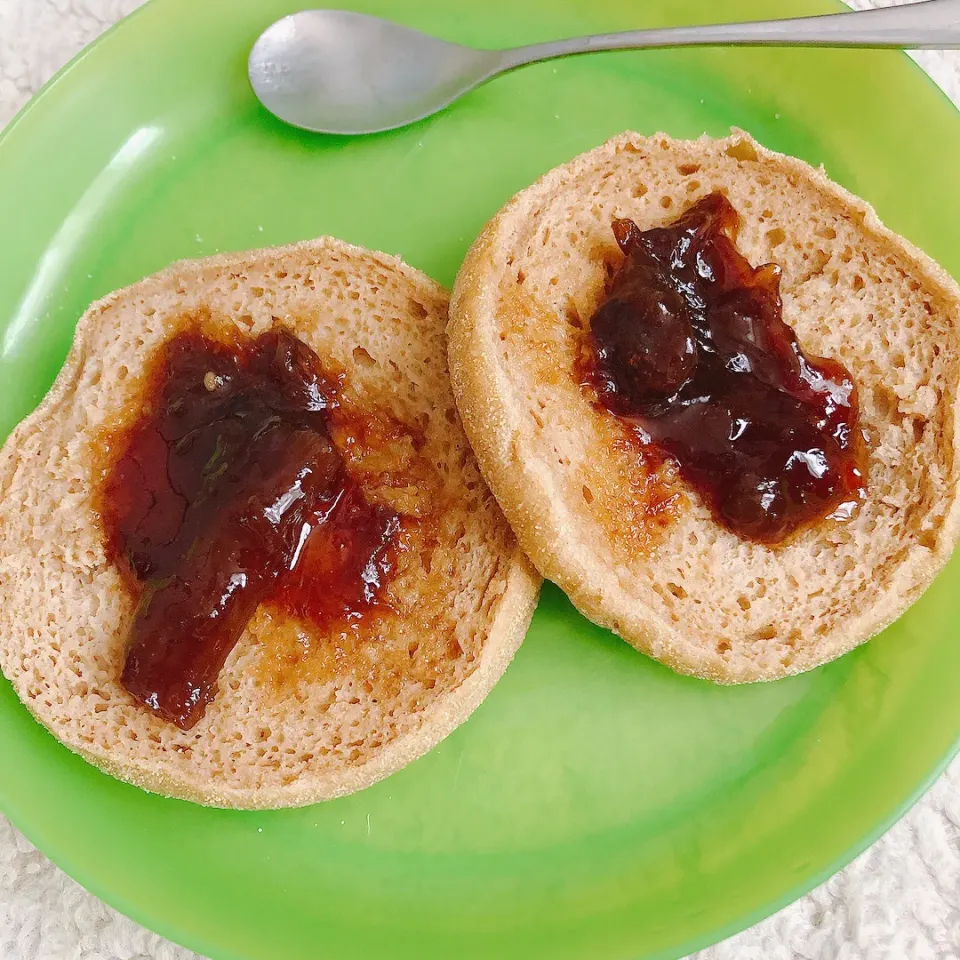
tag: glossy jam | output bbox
[99,328,401,729]
[584,193,866,544]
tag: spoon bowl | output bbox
[249,10,505,134]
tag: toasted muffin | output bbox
[448,130,960,682]
[0,238,540,807]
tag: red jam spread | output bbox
[583,193,866,544]
[100,328,401,729]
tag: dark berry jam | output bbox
[99,328,401,729]
[583,192,866,544]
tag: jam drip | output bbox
[101,329,400,729]
[585,193,866,544]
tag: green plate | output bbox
[1,1,959,957]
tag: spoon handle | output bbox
[500,0,960,69]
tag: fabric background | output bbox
[0,1,958,958]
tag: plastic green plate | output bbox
[1,1,959,958]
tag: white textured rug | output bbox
[1,2,958,958]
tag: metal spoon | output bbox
[249,0,960,135]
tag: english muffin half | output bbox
[449,130,960,683]
[0,239,540,807]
